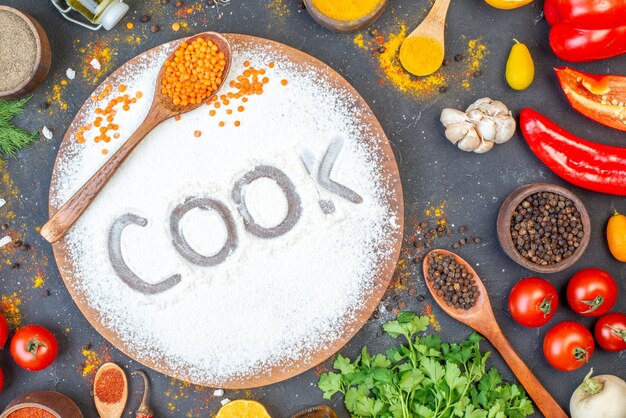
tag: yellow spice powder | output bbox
[399,36,444,77]
[312,0,384,21]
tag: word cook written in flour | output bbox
[108,137,363,295]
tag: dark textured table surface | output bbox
[0,0,624,417]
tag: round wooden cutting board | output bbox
[49,34,404,388]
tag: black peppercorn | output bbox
[369,28,380,37]
[454,54,464,62]
[150,25,160,33]
[438,86,447,93]
[0,223,7,230]
[426,252,479,310]
[141,15,151,23]
[176,0,184,7]
[377,46,386,54]
[510,192,583,266]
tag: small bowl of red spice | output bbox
[0,391,83,418]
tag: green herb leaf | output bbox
[318,372,342,399]
[0,97,38,158]
[317,312,534,418]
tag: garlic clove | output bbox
[473,138,494,153]
[440,108,469,127]
[445,122,472,144]
[493,114,517,143]
[456,127,481,152]
[476,119,497,142]
[467,109,484,123]
[490,100,509,115]
[466,97,492,113]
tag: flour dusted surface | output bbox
[51,38,399,385]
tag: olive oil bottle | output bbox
[65,0,128,30]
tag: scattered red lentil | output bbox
[194,130,202,137]
[219,121,225,127]
[175,115,182,121]
[281,79,288,86]
[234,120,241,127]
[126,22,134,30]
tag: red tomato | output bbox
[543,321,594,371]
[10,325,58,371]
[594,312,626,352]
[0,313,8,347]
[509,277,558,328]
[567,268,618,316]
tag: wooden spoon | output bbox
[94,363,128,418]
[40,32,232,244]
[423,249,568,418]
[399,0,451,76]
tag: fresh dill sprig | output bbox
[0,96,38,158]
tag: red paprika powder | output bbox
[7,407,56,418]
[95,368,125,404]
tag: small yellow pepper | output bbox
[506,39,534,91]
[484,0,533,10]
[607,210,626,262]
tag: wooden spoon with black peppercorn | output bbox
[423,249,568,418]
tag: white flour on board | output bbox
[51,39,400,384]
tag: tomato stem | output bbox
[607,324,626,342]
[573,347,590,363]
[26,337,47,360]
[580,295,604,313]
[538,295,553,318]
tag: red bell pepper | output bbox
[544,0,626,29]
[520,108,626,196]
[555,67,626,131]
[549,23,626,62]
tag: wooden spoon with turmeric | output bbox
[399,0,452,76]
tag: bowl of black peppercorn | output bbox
[496,183,591,274]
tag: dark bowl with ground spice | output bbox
[497,183,591,274]
[0,6,51,99]
[0,391,83,418]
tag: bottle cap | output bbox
[99,2,129,31]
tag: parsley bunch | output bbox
[318,312,534,418]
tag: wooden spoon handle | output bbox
[485,329,568,418]
[40,107,170,243]
[427,0,452,24]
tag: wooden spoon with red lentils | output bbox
[423,249,568,418]
[41,32,231,243]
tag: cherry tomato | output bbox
[543,321,594,371]
[594,312,626,352]
[0,313,8,347]
[509,277,558,327]
[10,325,58,371]
[567,268,618,316]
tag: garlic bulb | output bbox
[440,98,516,153]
